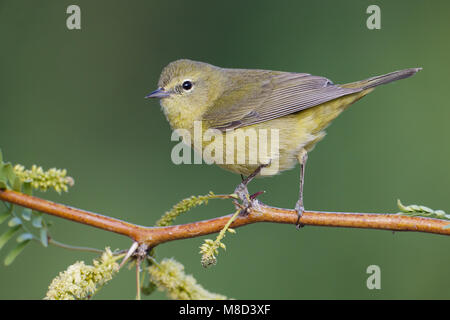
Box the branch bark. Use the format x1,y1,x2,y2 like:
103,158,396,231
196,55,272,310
0,189,448,249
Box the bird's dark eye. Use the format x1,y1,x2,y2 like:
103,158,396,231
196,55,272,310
182,80,193,91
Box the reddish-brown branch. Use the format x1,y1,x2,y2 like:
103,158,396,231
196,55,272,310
0,189,448,249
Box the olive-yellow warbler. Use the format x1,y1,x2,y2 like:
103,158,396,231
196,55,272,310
146,59,421,227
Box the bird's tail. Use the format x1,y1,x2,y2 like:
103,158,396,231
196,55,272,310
341,67,422,90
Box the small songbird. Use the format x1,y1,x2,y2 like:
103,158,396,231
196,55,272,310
146,59,421,227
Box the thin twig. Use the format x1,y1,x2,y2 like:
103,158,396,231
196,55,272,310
48,238,104,254
136,258,142,301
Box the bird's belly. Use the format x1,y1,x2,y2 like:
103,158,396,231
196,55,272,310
200,113,323,177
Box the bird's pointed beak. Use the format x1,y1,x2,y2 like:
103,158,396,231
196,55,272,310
145,87,170,99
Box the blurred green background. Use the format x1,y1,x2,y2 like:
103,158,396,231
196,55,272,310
0,0,449,299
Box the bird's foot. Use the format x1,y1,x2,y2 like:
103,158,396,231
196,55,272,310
294,200,305,229
233,183,264,216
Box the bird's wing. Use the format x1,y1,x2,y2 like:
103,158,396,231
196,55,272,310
202,71,362,131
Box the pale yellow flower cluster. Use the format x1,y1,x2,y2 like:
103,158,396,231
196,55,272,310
199,239,222,268
156,191,220,227
148,258,227,300
14,164,74,193
199,209,239,268
44,248,119,300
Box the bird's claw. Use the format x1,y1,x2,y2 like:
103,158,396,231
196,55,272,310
295,201,305,229
250,191,265,200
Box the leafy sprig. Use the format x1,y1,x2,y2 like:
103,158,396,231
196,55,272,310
0,149,73,265
397,199,449,220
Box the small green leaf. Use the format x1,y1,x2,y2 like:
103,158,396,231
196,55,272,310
22,182,32,196
4,240,30,266
40,228,48,247
1,163,16,186
0,226,21,250
0,165,4,182
435,210,446,218
12,176,21,192
0,149,3,163
0,179,7,190
32,215,42,228
8,217,22,227
16,233,34,243
21,208,32,221
0,211,11,224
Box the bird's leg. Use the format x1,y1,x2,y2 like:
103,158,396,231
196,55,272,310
295,149,308,229
234,164,267,215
